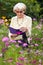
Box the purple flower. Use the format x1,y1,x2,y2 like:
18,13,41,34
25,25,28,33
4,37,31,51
2,37,9,42
35,38,40,41
5,42,9,47
32,60,36,64
2,48,6,52
16,62,23,65
18,57,24,61
23,43,28,47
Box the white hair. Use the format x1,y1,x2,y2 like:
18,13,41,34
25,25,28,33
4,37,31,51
13,3,26,12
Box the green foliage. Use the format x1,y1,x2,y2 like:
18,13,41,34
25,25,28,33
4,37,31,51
0,0,42,19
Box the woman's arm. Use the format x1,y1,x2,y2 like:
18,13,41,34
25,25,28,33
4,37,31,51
26,17,32,43
26,17,32,37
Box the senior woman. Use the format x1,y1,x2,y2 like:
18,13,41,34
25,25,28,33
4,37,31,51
8,3,32,45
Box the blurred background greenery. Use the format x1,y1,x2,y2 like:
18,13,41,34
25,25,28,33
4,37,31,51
0,0,43,19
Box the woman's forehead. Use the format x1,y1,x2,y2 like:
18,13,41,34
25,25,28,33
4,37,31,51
15,8,23,11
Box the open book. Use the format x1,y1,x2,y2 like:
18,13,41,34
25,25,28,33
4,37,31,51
9,27,24,35
9,27,29,44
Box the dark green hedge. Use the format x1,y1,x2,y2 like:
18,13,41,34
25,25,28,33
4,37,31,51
0,0,43,19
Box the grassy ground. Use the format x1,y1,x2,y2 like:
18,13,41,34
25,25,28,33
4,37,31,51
0,21,43,65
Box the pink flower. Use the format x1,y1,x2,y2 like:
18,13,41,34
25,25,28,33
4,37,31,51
2,37,9,42
41,38,43,40
15,44,19,48
18,57,25,61
0,19,4,24
35,50,40,54
36,25,41,29
7,58,13,62
18,40,22,43
28,37,32,41
42,42,43,44
9,40,16,43
0,53,2,57
19,51,24,54
35,44,39,46
38,63,42,65
23,43,28,47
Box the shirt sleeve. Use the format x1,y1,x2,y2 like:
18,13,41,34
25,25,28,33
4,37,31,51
26,17,32,37
10,17,14,27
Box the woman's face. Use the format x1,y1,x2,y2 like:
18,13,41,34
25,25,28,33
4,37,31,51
15,9,24,18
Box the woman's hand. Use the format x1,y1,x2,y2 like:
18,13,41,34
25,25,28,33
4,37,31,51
11,34,18,37
20,27,28,32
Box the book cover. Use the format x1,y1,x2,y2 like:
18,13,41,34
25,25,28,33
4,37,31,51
9,27,24,35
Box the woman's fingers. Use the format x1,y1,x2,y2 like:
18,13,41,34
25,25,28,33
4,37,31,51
20,27,28,32
11,34,18,37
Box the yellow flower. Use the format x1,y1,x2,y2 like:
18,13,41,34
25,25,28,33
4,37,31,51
4,22,9,26
4,19,8,22
2,16,6,20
